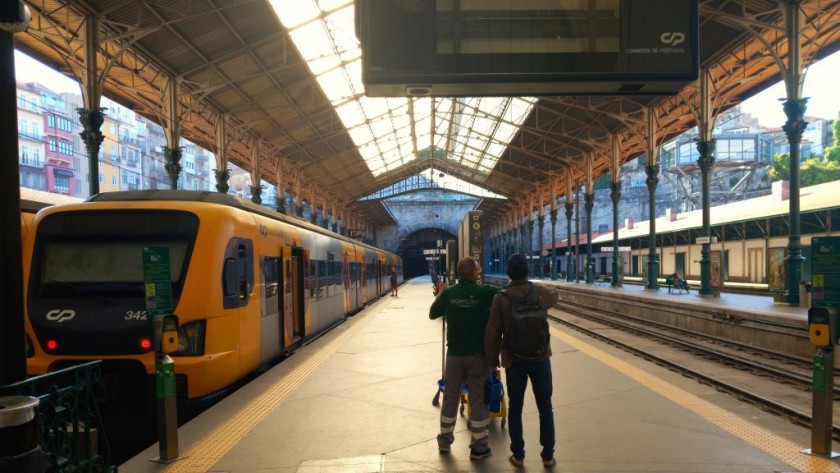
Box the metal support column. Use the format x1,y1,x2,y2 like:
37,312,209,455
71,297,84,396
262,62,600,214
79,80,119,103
575,188,581,283
164,146,182,190
780,0,806,304
214,115,229,193
537,214,545,278
645,163,660,289
250,185,262,205
527,218,533,277
0,27,26,385
610,181,622,287
585,192,594,284
550,209,558,280
565,201,573,282
79,16,104,197
697,140,716,297
215,169,230,193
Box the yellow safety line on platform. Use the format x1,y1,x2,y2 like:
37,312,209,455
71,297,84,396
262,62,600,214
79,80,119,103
163,308,379,473
552,326,840,473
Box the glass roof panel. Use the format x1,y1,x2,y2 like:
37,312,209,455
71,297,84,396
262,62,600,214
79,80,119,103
271,0,533,192
347,125,373,145
334,101,365,129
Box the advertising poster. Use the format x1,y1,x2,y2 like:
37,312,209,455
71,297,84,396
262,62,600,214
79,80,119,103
709,250,722,289
768,247,786,293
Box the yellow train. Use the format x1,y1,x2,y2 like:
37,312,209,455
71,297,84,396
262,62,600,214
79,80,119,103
23,190,402,405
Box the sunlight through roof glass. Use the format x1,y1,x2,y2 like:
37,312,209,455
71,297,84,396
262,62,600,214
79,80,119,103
271,0,533,196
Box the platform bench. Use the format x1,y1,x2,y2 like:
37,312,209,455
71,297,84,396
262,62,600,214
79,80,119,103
665,276,690,294
593,275,610,285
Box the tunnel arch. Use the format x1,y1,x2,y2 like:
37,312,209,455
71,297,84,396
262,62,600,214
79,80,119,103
397,227,457,279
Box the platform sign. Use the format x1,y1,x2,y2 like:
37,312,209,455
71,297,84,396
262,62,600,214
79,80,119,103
143,246,173,317
601,246,631,252
811,237,840,308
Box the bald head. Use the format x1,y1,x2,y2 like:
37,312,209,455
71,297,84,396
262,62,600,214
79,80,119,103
456,257,479,281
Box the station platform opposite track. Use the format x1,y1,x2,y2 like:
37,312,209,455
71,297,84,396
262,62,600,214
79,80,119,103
120,276,840,473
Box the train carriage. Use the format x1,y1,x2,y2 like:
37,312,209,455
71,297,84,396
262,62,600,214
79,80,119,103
23,190,401,404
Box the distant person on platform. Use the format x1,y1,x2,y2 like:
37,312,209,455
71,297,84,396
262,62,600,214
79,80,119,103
390,266,398,297
485,253,560,468
429,257,501,460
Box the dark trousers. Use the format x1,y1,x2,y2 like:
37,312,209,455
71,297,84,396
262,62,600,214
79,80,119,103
505,358,554,460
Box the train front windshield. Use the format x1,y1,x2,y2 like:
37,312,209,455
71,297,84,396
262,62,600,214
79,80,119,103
39,242,188,294
28,210,199,355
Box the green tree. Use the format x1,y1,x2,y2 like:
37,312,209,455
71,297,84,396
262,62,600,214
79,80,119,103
768,152,790,181
771,151,840,186
802,159,840,186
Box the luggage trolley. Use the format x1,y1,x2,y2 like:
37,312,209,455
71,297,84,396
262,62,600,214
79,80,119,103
432,317,506,428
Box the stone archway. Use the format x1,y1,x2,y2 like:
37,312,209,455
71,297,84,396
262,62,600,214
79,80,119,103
397,227,457,279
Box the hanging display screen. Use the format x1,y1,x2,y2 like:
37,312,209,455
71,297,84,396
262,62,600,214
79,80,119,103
358,0,698,96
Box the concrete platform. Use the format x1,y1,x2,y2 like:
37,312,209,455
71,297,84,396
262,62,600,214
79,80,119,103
120,276,840,473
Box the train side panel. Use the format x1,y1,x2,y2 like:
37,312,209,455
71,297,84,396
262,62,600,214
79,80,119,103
24,191,402,402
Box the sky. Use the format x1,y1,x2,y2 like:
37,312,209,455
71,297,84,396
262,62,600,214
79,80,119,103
738,51,840,125
13,49,840,128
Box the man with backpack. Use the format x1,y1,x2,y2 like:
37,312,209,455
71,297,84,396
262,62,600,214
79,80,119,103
485,253,560,468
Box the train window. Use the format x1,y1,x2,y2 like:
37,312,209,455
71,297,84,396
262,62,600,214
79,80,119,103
309,260,318,299
222,238,254,309
260,257,280,320
36,240,189,299
332,261,343,296
318,260,327,298
223,259,237,298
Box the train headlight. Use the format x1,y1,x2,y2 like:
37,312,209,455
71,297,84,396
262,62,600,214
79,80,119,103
173,320,206,356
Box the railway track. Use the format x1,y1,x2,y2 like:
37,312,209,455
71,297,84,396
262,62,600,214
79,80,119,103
550,301,840,440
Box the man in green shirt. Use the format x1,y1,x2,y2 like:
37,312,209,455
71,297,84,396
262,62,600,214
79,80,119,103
429,256,500,460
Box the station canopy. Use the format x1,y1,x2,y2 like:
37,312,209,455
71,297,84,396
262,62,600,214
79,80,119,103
14,0,840,227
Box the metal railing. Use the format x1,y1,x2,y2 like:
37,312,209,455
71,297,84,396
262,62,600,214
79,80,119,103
1,361,115,472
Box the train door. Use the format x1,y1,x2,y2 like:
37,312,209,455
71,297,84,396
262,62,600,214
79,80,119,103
343,258,351,313
748,247,763,283
351,262,362,310
362,255,369,304
259,256,282,364
377,260,383,296
285,247,306,343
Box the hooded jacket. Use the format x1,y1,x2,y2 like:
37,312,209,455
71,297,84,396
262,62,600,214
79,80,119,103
484,280,560,368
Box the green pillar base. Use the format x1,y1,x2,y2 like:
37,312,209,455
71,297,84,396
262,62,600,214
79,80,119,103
778,291,800,305
646,262,660,290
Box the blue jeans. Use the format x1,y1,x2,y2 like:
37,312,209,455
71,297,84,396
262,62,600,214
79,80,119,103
505,358,554,460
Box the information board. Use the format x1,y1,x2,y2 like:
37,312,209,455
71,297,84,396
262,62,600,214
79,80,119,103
143,246,173,317
811,237,840,308
358,0,699,96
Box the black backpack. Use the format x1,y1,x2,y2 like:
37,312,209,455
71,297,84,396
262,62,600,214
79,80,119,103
503,285,550,361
